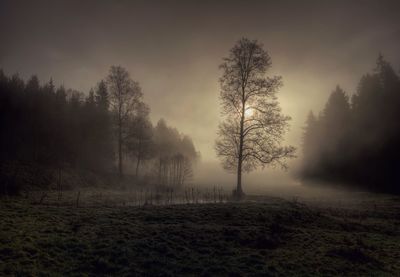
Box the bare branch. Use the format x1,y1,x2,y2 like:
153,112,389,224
215,38,296,191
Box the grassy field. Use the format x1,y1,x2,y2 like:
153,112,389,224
1,192,399,276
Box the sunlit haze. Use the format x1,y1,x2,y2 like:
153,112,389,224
1,0,400,188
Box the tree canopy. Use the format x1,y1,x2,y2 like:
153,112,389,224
215,38,295,198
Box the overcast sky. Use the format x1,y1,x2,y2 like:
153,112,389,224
1,0,400,185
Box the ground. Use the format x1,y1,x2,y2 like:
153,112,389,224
0,191,399,276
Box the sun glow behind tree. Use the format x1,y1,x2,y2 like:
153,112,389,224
215,38,295,199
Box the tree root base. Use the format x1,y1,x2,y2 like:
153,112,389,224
232,189,245,201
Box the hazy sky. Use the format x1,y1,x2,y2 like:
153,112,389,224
1,0,400,185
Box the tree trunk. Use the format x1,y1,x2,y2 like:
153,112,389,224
135,156,140,178
158,158,162,184
135,139,142,178
236,101,245,199
118,122,123,178
236,158,243,194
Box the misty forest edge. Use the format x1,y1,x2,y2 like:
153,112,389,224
1,38,400,197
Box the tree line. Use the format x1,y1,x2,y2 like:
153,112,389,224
301,55,400,194
0,66,198,194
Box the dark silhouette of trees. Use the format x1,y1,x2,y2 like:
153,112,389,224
301,56,400,194
0,67,199,195
107,66,144,178
302,111,319,175
95,80,109,110
127,103,154,178
215,38,295,199
153,119,198,187
0,72,114,172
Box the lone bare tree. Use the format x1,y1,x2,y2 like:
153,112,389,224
107,66,143,178
215,38,295,199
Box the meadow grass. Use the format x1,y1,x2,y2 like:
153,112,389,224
0,193,399,276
